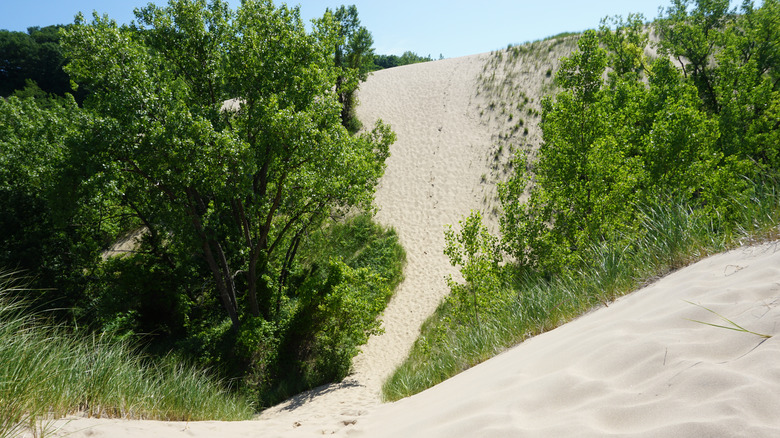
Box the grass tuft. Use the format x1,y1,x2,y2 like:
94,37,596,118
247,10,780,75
685,301,772,339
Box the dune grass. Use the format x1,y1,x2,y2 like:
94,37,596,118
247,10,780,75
382,176,780,401
0,272,254,438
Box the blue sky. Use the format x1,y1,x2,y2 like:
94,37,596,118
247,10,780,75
1,1,745,59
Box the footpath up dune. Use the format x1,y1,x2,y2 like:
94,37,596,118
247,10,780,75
41,51,780,437
252,52,498,431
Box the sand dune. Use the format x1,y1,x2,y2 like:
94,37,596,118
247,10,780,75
345,241,780,437
40,48,780,437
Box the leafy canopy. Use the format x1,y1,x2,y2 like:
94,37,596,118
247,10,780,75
61,0,395,331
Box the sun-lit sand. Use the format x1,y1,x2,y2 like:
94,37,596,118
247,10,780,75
40,49,780,437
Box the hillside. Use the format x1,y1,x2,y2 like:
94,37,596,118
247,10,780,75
42,33,780,437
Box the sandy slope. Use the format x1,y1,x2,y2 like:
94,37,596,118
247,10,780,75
344,241,780,437
40,47,780,437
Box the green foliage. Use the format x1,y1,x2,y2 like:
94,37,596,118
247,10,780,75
254,213,405,406
61,0,394,330
0,0,401,412
0,270,253,437
300,213,406,287
657,0,780,170
306,259,390,378
80,212,405,408
386,0,780,402
0,95,120,313
598,14,649,77
0,25,85,100
500,19,761,273
328,4,375,132
443,211,503,326
84,251,204,350
373,51,434,70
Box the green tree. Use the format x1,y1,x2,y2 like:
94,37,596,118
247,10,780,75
372,51,434,70
0,94,118,313
500,31,611,269
0,25,87,101
657,0,780,170
329,5,375,132
444,211,503,326
60,0,394,332
499,24,724,273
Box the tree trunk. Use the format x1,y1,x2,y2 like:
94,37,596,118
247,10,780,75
247,249,261,318
201,239,240,329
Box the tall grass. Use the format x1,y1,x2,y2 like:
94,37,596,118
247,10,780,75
0,272,254,438
383,176,780,401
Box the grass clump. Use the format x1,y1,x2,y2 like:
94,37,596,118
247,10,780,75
685,301,773,339
0,271,254,438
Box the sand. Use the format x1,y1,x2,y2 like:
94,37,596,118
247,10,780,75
39,49,780,437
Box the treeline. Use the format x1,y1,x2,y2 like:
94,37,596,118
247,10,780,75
385,0,780,399
0,25,88,102
0,0,405,410
373,51,439,70
0,24,435,106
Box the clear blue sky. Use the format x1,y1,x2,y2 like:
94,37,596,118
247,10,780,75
0,0,746,59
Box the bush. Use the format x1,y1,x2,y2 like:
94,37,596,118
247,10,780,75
253,213,405,406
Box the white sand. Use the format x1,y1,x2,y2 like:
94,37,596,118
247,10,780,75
39,49,780,437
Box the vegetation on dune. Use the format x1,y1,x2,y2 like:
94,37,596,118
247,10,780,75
384,0,780,401
331,5,375,133
474,33,577,211
372,51,438,70
1,0,404,418
0,271,254,438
